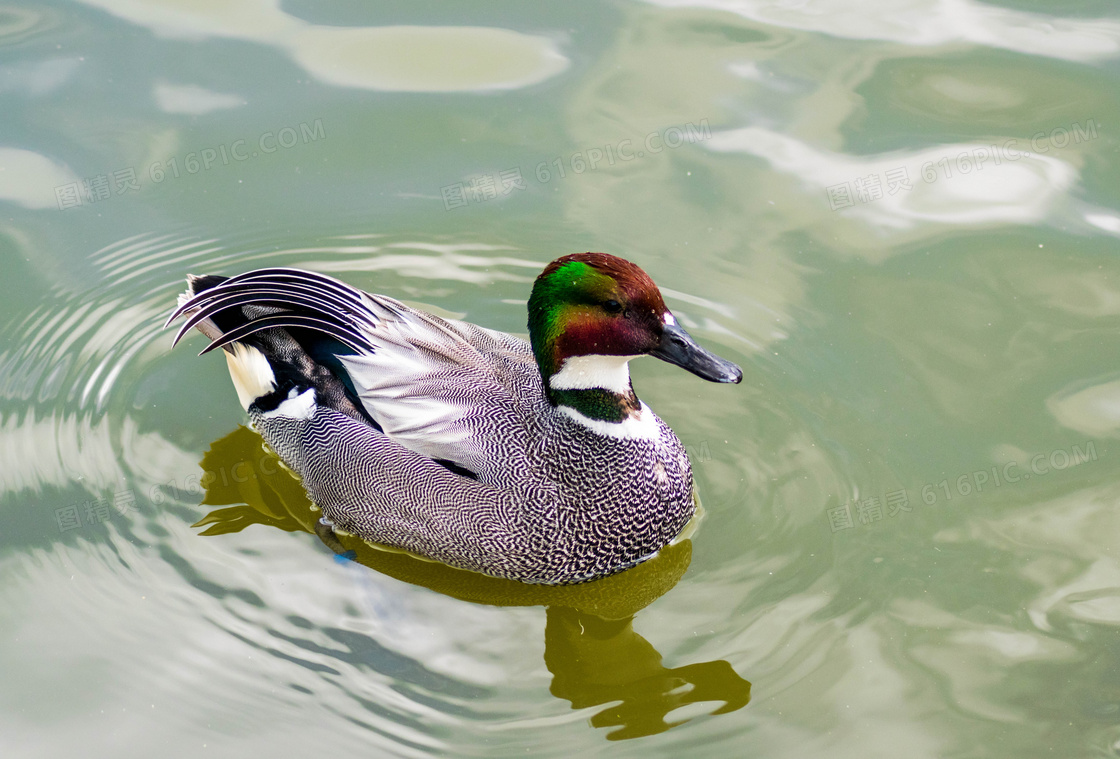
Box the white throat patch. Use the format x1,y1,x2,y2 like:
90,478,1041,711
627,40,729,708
557,401,661,440
548,354,638,394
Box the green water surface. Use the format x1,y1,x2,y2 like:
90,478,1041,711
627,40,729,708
2,1,1120,756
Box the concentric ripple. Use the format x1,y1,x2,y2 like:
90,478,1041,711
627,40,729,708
0,227,769,753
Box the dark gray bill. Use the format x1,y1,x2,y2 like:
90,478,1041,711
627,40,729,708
650,322,742,383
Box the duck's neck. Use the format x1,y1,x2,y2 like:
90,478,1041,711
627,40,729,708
546,354,642,424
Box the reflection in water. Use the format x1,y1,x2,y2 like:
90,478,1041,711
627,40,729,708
195,425,752,740
545,608,750,740
153,82,245,116
0,148,80,209
706,126,1079,236
643,0,1120,63
75,0,569,93
1047,378,1120,440
0,5,58,46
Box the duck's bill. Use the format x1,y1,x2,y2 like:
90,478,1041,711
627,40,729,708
650,323,742,384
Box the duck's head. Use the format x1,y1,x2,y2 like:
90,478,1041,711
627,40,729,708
527,252,741,426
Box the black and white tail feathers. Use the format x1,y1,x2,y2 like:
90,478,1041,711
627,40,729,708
167,269,375,425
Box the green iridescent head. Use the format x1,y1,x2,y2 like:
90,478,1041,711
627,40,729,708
526,253,742,408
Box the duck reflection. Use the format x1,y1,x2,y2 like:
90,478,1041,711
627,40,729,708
194,426,751,740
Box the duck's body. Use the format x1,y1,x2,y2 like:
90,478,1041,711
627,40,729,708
169,253,740,584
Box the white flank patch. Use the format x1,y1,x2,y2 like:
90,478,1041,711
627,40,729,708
223,343,276,410
557,401,661,441
548,354,638,394
260,387,317,420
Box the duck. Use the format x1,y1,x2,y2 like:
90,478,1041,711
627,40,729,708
166,252,742,585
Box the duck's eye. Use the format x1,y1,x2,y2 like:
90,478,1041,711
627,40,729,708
603,299,623,314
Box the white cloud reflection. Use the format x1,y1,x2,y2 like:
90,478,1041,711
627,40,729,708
1047,379,1120,439
644,0,1120,62
154,82,245,115
77,0,569,92
0,149,79,210
707,126,1077,232
0,58,80,96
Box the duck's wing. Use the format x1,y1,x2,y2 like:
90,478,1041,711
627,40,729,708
254,402,559,583
333,301,544,479
168,268,543,478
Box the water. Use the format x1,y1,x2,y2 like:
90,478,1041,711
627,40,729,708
2,0,1119,756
